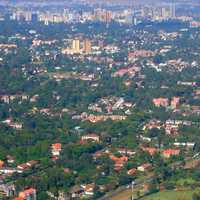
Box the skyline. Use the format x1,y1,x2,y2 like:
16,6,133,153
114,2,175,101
0,0,199,4
0,0,200,200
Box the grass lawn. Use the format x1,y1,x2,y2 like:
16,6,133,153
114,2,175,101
141,190,194,200
110,189,133,200
176,178,196,186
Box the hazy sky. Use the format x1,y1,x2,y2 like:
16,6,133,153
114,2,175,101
0,0,198,6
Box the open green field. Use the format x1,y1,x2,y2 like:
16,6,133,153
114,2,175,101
141,190,194,200
110,189,133,200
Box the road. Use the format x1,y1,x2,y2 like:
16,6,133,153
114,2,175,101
99,154,200,200
99,175,154,200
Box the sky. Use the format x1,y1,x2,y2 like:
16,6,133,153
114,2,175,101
0,0,198,6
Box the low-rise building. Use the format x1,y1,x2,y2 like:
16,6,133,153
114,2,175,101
137,163,152,172
153,98,169,107
0,183,15,198
51,143,62,159
81,134,100,142
162,149,180,158
18,188,36,200
127,168,137,175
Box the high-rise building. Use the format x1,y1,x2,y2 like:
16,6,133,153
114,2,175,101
98,40,104,49
94,9,112,23
105,11,112,23
133,17,138,26
72,39,80,53
170,3,176,18
161,7,171,19
83,39,92,54
31,13,38,22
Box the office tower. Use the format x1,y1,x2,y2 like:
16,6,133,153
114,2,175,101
105,11,112,23
31,13,38,22
170,2,176,18
133,17,137,26
94,9,112,23
24,12,32,21
98,40,104,49
72,39,80,53
161,7,170,19
83,39,92,53
125,14,133,24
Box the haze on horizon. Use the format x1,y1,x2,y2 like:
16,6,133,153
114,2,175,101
1,0,199,4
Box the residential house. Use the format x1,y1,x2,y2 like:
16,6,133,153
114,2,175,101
128,50,154,62
171,97,180,109
6,155,15,164
137,163,152,172
2,118,22,130
117,148,136,156
18,188,36,200
0,168,18,174
0,183,15,198
143,119,162,130
110,155,128,171
165,125,179,135
153,98,169,107
17,164,29,171
162,149,180,158
0,160,4,168
17,160,38,172
51,143,62,156
141,147,158,156
127,168,137,175
81,183,95,197
173,142,195,149
195,89,200,95
81,134,100,142
69,185,83,198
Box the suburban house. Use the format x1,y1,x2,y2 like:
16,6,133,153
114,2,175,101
81,183,95,197
110,155,128,171
141,147,158,156
6,155,15,164
171,97,180,109
127,168,137,175
162,149,180,158
117,148,136,156
137,163,152,172
153,98,169,107
0,183,15,198
0,160,4,168
16,188,36,200
70,185,84,198
81,134,100,142
51,143,62,156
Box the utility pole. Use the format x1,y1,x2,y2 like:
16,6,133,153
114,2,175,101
131,181,134,200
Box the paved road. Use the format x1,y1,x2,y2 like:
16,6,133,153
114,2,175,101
99,175,154,200
99,155,200,200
